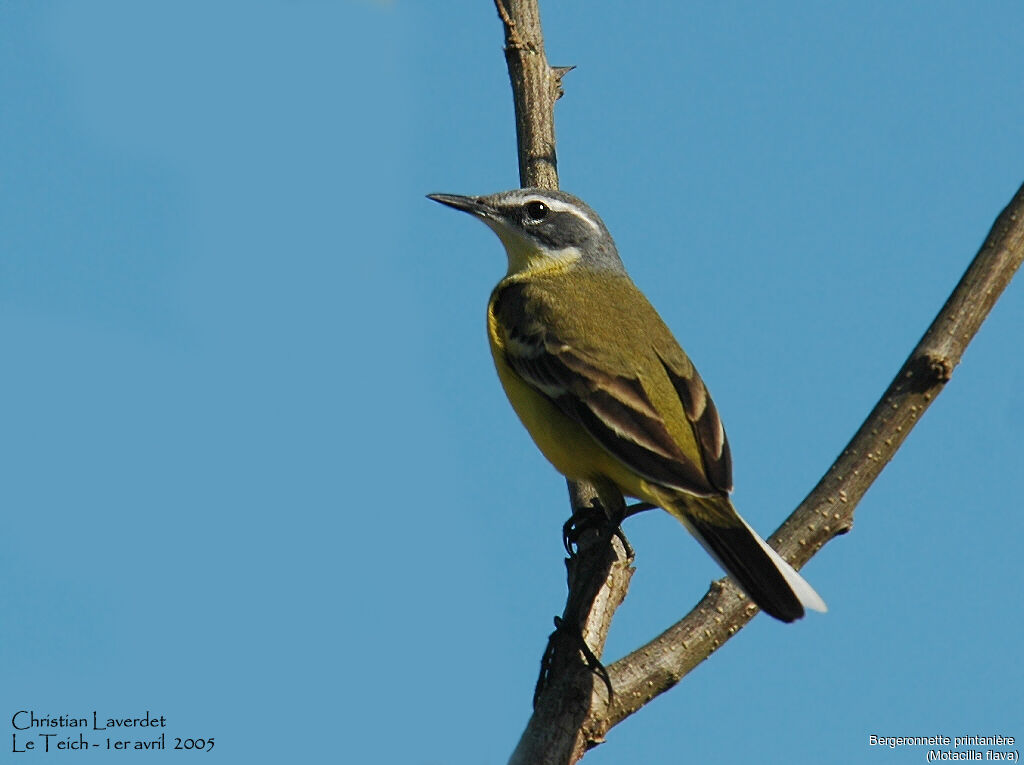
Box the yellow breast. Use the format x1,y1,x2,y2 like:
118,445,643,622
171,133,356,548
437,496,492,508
485,295,659,504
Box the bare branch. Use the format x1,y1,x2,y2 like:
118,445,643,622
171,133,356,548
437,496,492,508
494,0,562,190
589,179,1024,736
491,0,1024,761
494,2,636,763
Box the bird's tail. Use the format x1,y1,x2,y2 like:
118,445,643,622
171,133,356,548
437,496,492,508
670,496,827,622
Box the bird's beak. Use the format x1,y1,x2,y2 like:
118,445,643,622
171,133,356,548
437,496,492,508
426,193,494,220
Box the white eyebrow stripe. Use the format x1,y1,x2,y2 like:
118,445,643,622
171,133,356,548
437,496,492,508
538,197,600,230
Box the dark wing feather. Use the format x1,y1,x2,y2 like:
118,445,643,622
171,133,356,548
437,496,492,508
657,353,733,493
497,297,718,496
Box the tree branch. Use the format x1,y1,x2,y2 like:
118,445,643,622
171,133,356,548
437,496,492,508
494,3,635,764
491,0,1024,761
589,179,1024,739
495,0,565,190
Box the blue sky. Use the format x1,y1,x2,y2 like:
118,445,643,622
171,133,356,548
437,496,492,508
2,2,1022,763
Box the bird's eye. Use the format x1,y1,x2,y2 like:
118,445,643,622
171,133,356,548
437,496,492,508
524,201,549,222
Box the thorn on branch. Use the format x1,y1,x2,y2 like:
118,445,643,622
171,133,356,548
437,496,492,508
551,65,576,99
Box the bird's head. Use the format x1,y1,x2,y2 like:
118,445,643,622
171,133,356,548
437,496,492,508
428,188,624,277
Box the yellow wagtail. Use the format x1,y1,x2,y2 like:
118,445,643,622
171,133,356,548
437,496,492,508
428,188,825,622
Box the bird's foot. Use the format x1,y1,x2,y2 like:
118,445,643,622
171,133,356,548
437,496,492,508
534,616,613,708
562,502,634,559
624,500,656,519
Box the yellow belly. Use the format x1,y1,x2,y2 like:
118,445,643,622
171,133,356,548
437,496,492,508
487,314,664,507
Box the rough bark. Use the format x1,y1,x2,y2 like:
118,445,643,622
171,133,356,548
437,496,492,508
492,1,1024,762
592,180,1024,736
494,3,635,763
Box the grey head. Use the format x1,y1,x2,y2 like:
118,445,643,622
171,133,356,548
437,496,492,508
427,187,626,276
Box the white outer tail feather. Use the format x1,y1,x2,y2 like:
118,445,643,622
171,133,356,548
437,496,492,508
743,517,828,614
680,514,828,616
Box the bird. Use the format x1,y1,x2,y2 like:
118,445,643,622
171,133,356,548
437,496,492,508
428,187,826,622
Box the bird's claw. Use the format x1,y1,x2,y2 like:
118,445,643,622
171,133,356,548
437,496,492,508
562,503,634,559
533,616,613,707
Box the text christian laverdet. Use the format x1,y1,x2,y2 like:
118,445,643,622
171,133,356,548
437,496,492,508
11,710,214,754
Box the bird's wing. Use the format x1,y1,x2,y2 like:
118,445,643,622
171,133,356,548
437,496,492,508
495,281,731,496
653,347,733,493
